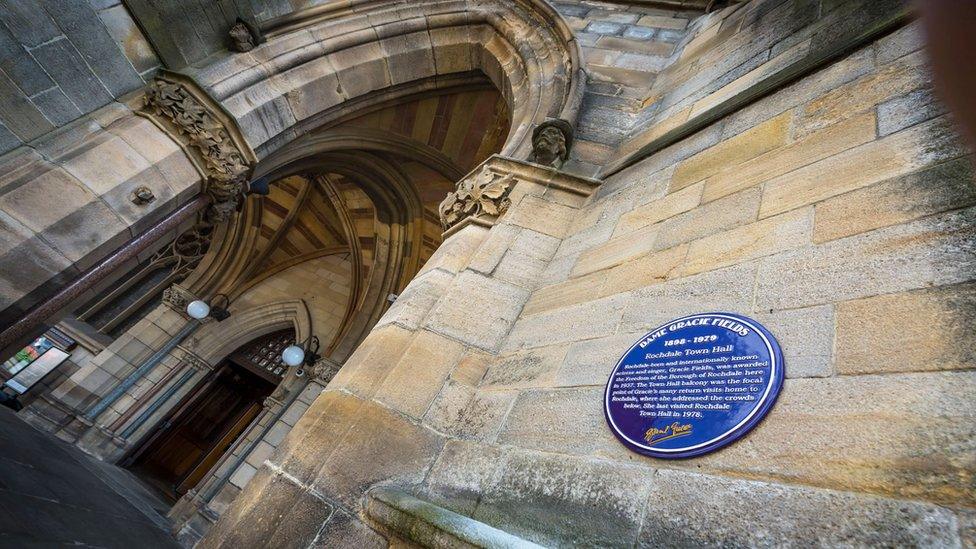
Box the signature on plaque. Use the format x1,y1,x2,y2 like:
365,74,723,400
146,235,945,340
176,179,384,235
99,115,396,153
644,422,693,445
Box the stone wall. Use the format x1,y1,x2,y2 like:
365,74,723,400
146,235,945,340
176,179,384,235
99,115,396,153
0,0,159,156
552,1,703,176
199,5,976,547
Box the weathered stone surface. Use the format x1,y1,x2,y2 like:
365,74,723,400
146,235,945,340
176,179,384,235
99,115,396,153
680,207,813,276
836,284,976,375
310,509,385,548
756,206,976,310
813,157,976,243
374,330,466,419
702,111,877,203
475,450,655,548
572,223,659,277
720,46,874,141
670,111,791,191
376,268,454,331
481,345,566,390
444,388,517,441
422,440,505,515
311,398,442,509
796,50,927,136
327,324,415,399
505,294,626,351
620,262,758,333
424,271,529,352
654,187,761,252
614,181,703,237
754,304,834,378
496,386,612,455
877,86,948,137
638,469,961,548
417,224,488,277
554,332,643,388
689,371,976,507
760,115,967,218
503,194,577,239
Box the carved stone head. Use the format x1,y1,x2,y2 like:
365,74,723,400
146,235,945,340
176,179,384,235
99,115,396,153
531,119,573,168
229,18,256,52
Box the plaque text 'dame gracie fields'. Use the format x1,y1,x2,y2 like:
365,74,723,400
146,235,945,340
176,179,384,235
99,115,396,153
604,312,784,459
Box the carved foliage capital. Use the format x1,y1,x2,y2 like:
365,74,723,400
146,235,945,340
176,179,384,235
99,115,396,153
438,165,515,232
143,76,253,223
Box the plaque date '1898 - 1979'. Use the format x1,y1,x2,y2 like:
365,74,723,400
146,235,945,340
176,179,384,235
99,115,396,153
604,312,784,459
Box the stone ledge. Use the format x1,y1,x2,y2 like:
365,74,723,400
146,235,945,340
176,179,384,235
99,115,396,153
365,487,544,549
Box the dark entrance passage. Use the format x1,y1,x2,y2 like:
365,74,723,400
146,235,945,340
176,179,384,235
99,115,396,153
123,361,275,503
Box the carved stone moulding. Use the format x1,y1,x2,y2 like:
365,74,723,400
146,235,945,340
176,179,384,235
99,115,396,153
162,283,198,314
438,154,601,237
139,71,258,224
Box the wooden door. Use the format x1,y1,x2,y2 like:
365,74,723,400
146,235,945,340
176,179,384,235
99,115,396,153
128,362,274,502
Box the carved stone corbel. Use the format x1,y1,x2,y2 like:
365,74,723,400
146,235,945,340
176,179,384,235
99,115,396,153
162,284,196,312
438,165,515,233
309,358,342,384
530,119,574,169
438,155,601,237
141,73,257,224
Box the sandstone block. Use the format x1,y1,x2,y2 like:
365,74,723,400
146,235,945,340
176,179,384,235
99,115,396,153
311,397,442,509
638,15,688,29
689,39,811,119
0,165,95,234
503,194,577,239
796,50,927,136
423,271,529,352
620,262,758,333
760,115,967,218
481,345,567,390
813,157,976,243
720,47,874,141
496,386,614,455
467,224,519,275
670,111,791,192
504,294,626,351
422,440,505,515
680,207,813,276
311,509,386,548
446,388,518,441
877,87,947,137
376,268,454,331
475,449,655,548
555,332,644,388
374,330,466,419
327,324,414,399
702,111,877,203
654,187,761,252
572,223,659,277
836,284,976,375
638,469,960,548
757,206,976,310
59,133,151,196
614,181,703,238
754,304,834,378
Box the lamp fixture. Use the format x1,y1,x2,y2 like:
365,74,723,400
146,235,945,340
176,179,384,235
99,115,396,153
281,335,320,377
185,293,232,322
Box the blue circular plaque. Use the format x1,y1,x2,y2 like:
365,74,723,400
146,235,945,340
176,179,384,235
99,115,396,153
604,312,784,459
